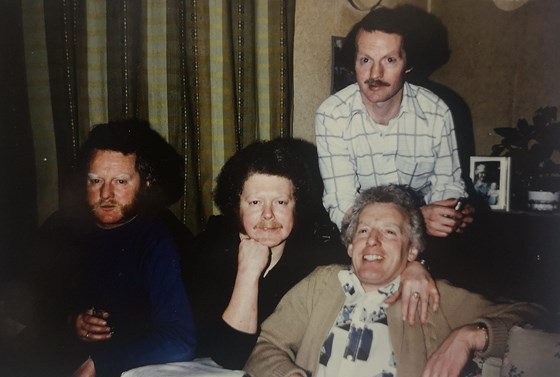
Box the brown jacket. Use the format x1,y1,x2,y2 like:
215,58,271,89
244,265,545,377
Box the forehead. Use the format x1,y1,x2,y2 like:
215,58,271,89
241,173,294,196
356,29,404,53
89,149,137,172
358,202,408,225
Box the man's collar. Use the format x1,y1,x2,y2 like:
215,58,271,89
399,82,428,121
338,268,401,299
95,214,139,230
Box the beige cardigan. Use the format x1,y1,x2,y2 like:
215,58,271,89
244,265,545,377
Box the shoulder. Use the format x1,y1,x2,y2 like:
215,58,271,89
316,83,361,118
404,82,451,116
307,264,347,285
130,214,174,239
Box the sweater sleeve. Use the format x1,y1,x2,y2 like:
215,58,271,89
436,281,548,358
244,267,337,377
91,234,197,377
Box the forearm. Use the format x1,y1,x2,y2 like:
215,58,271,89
316,122,357,228
475,302,548,357
209,319,259,369
429,113,465,201
223,270,260,334
437,282,548,358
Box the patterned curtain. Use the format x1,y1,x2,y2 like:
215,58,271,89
17,0,294,234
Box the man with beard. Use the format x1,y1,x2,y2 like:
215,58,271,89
315,6,473,238
12,120,196,377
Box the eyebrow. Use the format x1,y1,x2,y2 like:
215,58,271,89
87,173,133,179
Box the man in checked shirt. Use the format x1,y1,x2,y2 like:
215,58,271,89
316,6,473,238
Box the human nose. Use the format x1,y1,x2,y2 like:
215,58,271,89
100,182,113,200
370,62,383,80
261,202,274,220
367,229,380,246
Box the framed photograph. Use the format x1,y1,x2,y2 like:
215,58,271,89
470,156,511,210
331,36,356,94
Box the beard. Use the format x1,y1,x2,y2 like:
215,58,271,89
91,197,139,227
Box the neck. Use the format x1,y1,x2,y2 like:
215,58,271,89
263,242,285,277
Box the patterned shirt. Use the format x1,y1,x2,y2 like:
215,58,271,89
317,270,400,377
315,82,465,228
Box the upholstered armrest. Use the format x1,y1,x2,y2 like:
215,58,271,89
499,325,560,376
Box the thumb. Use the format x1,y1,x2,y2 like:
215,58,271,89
384,286,402,304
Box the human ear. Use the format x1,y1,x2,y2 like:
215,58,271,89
347,244,354,259
145,178,154,188
407,247,419,262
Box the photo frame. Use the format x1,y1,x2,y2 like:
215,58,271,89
331,36,356,94
470,156,511,211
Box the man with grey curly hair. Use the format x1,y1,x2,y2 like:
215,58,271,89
245,185,546,377
340,184,425,253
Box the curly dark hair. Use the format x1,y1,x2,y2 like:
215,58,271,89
213,138,314,228
340,184,426,252
77,119,184,209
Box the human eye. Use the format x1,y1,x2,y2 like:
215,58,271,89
357,226,369,235
249,199,261,206
115,178,128,185
383,228,399,238
88,177,102,186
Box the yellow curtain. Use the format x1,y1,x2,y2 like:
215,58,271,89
19,0,294,234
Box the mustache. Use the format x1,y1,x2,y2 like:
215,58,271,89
92,199,121,209
253,221,283,230
364,78,390,87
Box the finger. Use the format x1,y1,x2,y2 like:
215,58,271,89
399,288,411,321
420,296,429,324
429,284,440,312
83,315,109,327
384,286,401,304
435,198,459,207
407,293,420,325
82,330,112,342
86,322,112,334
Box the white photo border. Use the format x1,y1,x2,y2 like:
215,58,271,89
470,156,511,211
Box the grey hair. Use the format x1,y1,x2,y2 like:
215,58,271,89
340,185,426,252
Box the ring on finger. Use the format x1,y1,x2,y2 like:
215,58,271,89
412,291,420,300
85,331,90,338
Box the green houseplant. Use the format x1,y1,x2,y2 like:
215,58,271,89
491,106,560,209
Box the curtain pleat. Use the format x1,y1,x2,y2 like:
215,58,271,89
2,0,38,278
20,0,295,234
21,0,59,224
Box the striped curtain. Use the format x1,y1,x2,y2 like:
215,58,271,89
17,0,294,234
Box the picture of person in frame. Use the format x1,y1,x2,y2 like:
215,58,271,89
473,162,500,205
